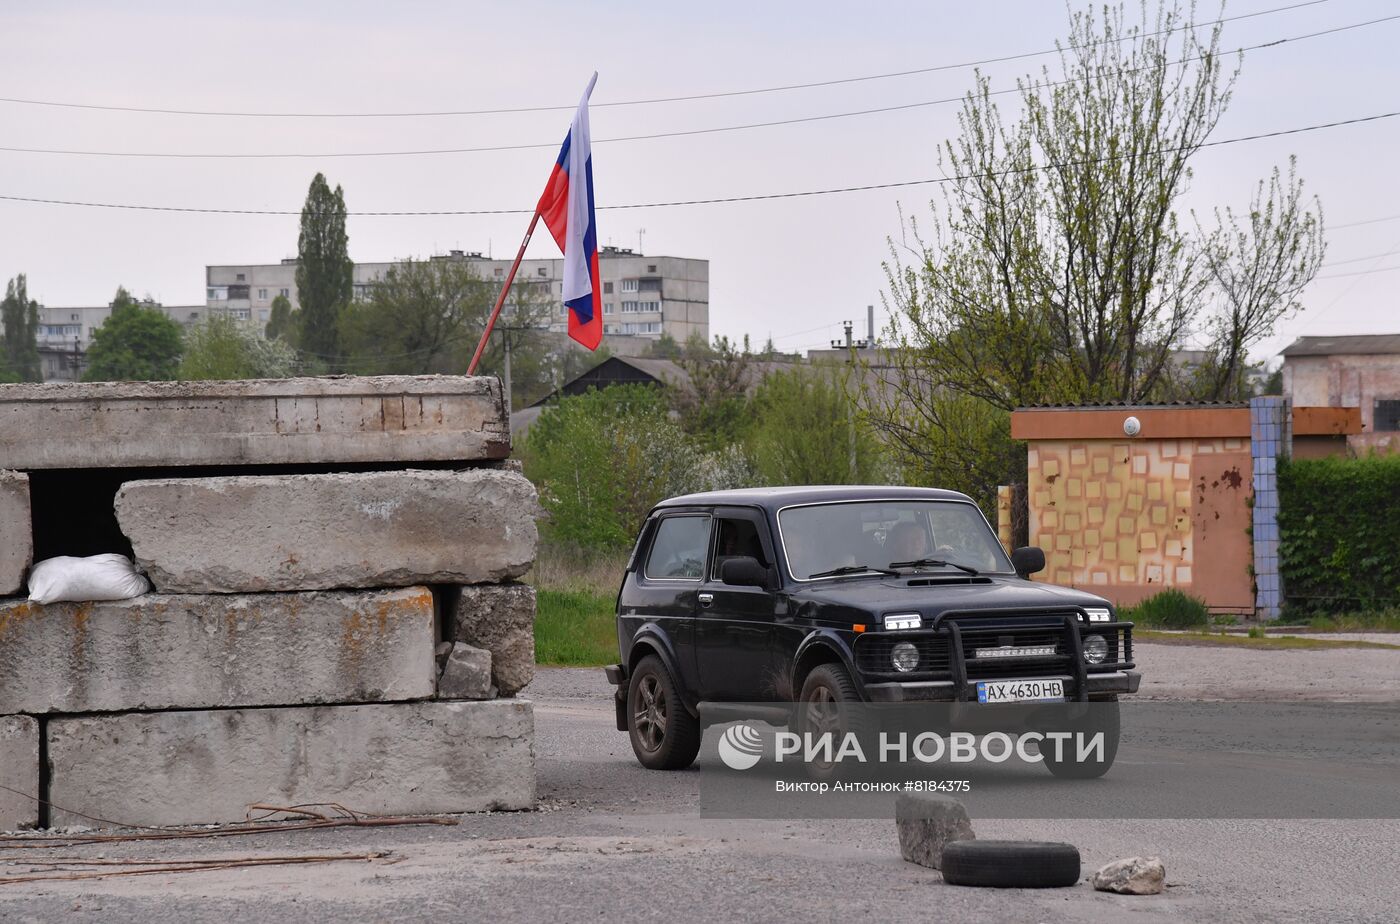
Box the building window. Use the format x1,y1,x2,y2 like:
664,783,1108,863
70,313,79,321
207,287,228,301
621,278,638,293
279,288,289,298
603,281,614,294
621,301,640,313
647,264,657,273
622,321,662,335
537,267,548,277
1375,399,1400,432
232,308,250,320
604,302,615,315
236,273,246,282
494,268,504,277
640,301,660,313
257,288,268,300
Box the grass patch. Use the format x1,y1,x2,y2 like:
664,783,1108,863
1297,610,1400,632
1137,630,1400,651
1120,589,1209,629
535,589,618,666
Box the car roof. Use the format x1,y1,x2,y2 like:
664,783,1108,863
652,485,977,512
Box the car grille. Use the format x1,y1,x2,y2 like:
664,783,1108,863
855,612,1133,686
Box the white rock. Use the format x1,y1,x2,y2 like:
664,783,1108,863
1092,856,1166,894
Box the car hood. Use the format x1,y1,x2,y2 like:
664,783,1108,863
788,574,1112,621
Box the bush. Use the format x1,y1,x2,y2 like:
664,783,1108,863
523,385,753,551
179,315,299,380
1278,455,1400,613
1125,589,1210,629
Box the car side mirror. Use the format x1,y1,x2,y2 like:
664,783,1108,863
720,556,769,588
1011,546,1046,578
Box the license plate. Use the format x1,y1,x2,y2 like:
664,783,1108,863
977,678,1065,703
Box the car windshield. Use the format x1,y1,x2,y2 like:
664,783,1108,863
778,500,1014,580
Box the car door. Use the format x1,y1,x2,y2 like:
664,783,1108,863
694,507,783,701
633,511,713,695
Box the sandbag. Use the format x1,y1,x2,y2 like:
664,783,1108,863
27,554,151,604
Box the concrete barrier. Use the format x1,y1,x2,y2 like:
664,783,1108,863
453,583,536,696
0,376,509,470
0,588,437,714
0,715,38,831
116,469,540,593
47,700,535,827
0,471,30,596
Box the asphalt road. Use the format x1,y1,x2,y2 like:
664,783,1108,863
2,643,1398,923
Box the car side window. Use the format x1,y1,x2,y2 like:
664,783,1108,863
710,517,768,581
644,516,710,580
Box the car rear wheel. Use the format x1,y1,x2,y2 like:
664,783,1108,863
627,655,702,770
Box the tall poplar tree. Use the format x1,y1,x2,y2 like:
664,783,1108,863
294,173,353,370
1,274,42,382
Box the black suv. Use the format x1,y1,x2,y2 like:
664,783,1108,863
604,486,1139,772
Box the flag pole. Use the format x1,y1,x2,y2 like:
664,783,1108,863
467,209,541,376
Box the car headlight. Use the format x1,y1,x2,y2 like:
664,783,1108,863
883,613,921,631
1081,634,1109,664
1084,607,1112,623
891,641,919,673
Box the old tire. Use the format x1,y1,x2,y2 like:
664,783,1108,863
1042,697,1120,780
627,654,702,771
940,840,1081,888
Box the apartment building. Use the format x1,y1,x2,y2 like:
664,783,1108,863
205,245,709,345
34,302,203,382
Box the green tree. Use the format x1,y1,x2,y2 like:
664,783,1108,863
671,335,754,450
1,274,42,382
523,385,701,550
746,364,884,485
340,257,493,375
456,277,561,410
865,1,1323,507
180,314,298,380
265,294,295,342
83,288,183,382
648,331,682,359
294,173,352,369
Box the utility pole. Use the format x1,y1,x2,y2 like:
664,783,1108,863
831,320,870,482
503,333,513,412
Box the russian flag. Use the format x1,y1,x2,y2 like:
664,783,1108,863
536,73,602,351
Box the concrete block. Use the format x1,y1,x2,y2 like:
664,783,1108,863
438,643,495,700
0,588,437,714
453,583,536,696
0,715,39,831
47,700,535,827
0,470,31,595
116,468,540,593
0,375,509,470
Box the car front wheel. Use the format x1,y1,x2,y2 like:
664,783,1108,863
627,654,702,770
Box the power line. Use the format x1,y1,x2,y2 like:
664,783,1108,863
1,107,1396,217
0,0,1332,120
1330,211,1400,229
1,13,1395,160
1315,263,1400,279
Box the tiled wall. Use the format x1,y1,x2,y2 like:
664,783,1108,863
1250,397,1290,619
1028,435,1255,611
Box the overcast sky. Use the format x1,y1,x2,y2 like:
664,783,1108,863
2,0,1396,363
